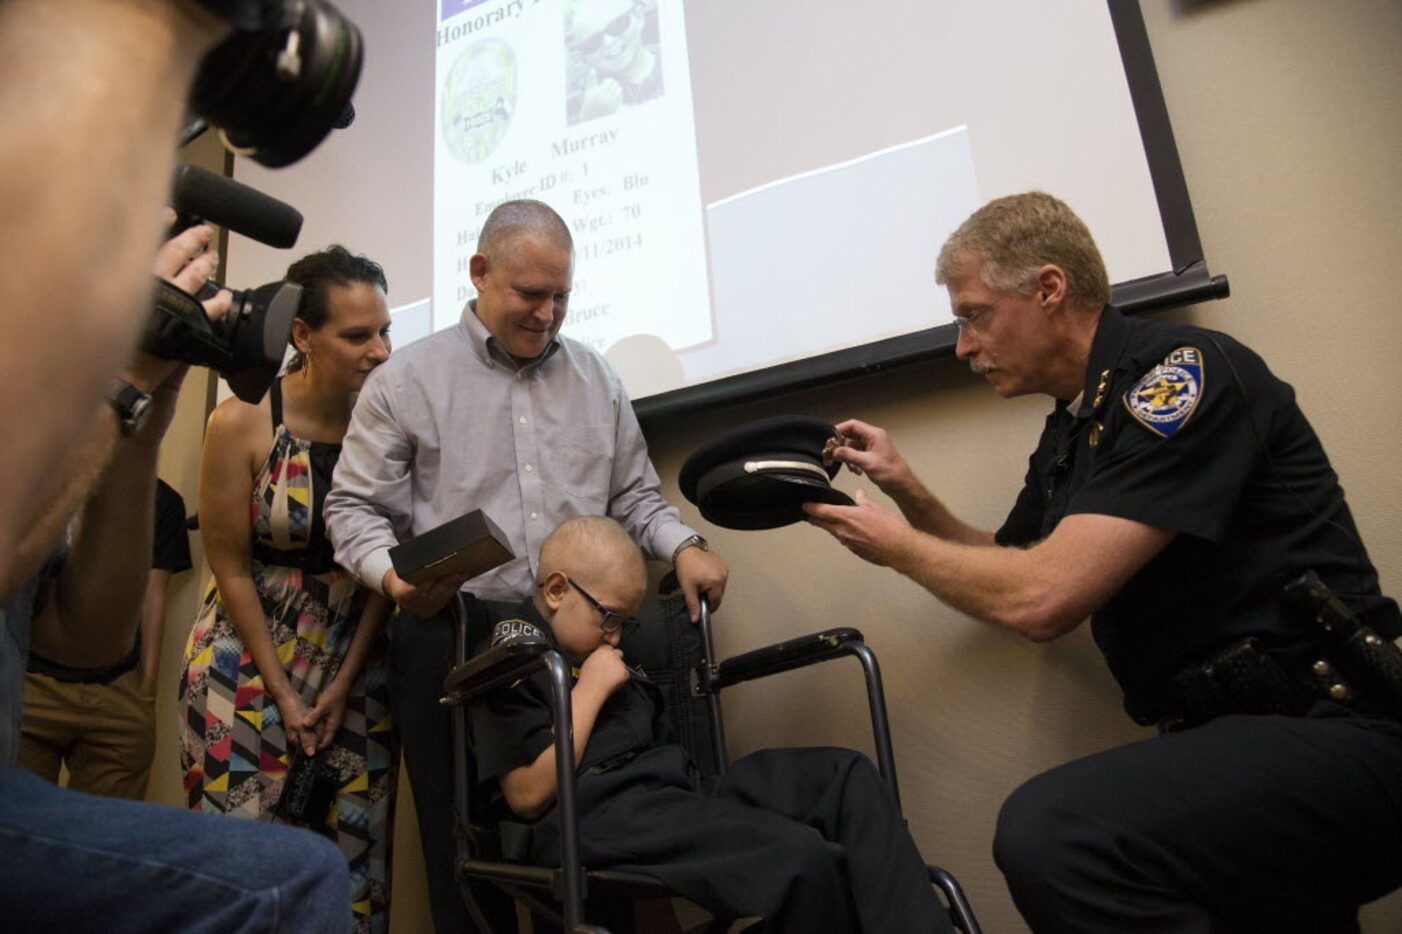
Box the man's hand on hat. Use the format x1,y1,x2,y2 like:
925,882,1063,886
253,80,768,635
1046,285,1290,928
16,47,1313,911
674,546,728,623
804,489,915,568
824,419,918,497
383,567,472,618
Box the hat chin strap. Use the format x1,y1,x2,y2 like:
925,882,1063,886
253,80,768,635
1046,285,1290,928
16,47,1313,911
743,460,829,479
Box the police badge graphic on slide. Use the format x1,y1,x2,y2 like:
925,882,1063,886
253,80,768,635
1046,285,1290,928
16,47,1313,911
1124,346,1204,438
442,38,517,164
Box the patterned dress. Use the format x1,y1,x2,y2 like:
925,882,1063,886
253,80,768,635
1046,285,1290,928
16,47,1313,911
179,381,396,933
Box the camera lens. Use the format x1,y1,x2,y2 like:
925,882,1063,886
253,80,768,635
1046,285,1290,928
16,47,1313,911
190,0,363,168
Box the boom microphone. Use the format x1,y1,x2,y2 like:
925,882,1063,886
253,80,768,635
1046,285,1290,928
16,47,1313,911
172,165,304,249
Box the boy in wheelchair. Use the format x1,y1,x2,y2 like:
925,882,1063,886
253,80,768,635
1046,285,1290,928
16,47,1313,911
468,516,953,933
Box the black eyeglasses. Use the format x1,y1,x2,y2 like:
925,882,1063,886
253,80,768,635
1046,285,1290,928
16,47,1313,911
568,577,639,635
576,9,635,55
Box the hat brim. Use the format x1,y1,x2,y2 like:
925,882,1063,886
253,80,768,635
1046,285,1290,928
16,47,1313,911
697,469,855,531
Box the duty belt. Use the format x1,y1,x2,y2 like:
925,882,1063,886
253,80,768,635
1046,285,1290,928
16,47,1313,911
1155,636,1367,733
1156,573,1402,733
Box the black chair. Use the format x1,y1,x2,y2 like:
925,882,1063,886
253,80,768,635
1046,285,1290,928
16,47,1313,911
441,591,981,934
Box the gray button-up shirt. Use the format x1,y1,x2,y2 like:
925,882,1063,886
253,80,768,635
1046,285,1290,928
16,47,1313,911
324,304,695,602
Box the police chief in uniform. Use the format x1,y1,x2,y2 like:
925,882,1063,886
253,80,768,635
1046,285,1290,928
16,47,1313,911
805,191,1402,932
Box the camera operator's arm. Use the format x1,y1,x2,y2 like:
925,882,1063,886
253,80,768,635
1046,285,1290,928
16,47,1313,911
4,224,224,602
0,427,113,601
30,364,188,667
27,225,228,665
0,0,227,584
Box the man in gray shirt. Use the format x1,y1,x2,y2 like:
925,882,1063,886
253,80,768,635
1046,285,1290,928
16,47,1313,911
325,199,728,931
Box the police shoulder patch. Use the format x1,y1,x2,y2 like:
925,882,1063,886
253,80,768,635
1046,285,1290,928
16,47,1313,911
1122,346,1205,439
490,618,546,646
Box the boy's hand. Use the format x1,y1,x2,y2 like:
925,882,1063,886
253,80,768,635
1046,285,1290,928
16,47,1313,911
578,645,629,698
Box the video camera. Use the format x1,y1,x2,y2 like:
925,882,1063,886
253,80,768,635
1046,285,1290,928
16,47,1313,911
142,0,364,403
142,166,303,404
189,0,363,169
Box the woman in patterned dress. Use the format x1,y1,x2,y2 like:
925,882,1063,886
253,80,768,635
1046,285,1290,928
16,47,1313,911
179,246,396,932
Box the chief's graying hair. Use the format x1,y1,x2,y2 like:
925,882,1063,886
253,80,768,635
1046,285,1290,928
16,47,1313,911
936,191,1112,309
477,199,573,260
539,516,646,593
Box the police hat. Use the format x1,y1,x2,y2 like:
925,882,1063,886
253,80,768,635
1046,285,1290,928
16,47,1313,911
679,415,854,530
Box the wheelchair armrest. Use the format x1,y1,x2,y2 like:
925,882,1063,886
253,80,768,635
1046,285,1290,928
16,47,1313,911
713,627,903,805
712,627,865,689
442,639,552,704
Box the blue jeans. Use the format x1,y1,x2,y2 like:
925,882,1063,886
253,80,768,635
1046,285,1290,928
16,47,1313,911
0,766,350,932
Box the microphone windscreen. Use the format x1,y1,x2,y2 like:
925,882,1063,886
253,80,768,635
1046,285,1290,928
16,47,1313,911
334,102,356,129
172,165,304,249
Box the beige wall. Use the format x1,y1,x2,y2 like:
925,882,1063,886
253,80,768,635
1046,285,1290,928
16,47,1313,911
143,1,1402,931
146,130,225,810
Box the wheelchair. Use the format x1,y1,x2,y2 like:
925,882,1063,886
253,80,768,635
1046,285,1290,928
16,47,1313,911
441,589,980,934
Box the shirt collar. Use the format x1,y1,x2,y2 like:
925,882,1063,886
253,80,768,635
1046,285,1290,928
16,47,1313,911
1075,304,1134,419
458,299,562,372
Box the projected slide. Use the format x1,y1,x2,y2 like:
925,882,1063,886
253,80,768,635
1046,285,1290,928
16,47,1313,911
228,1,1173,406
433,0,712,358
690,128,980,386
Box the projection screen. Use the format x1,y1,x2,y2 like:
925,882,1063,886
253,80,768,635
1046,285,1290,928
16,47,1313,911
224,0,1226,422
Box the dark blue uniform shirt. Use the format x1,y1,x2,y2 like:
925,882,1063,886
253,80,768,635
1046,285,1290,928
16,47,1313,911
996,306,1398,724
469,599,672,793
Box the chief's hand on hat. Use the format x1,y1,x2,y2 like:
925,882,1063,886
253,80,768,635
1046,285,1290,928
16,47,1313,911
804,489,912,567
828,419,917,495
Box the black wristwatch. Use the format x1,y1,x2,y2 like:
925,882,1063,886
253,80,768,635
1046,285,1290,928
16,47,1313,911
671,534,710,564
106,379,154,438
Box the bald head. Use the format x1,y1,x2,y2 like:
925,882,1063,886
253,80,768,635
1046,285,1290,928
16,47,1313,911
478,199,573,263
539,516,646,596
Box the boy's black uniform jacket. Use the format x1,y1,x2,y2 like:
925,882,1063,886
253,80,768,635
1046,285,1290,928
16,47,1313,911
469,599,674,797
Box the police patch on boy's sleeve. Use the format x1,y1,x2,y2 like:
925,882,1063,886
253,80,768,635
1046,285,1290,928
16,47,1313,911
1122,346,1205,438
490,617,546,647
